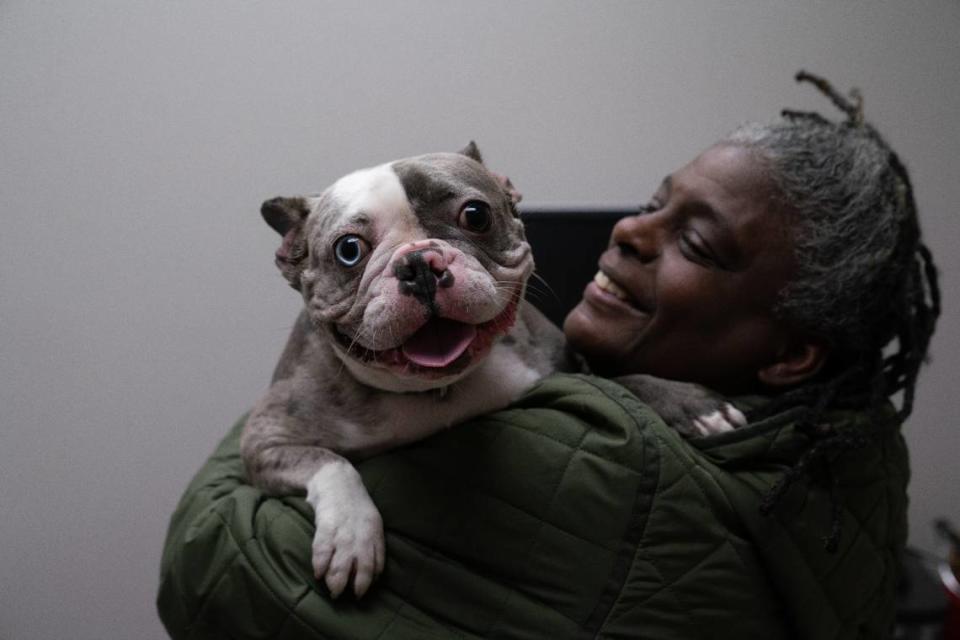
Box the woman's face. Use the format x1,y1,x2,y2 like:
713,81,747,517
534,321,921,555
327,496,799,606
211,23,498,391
563,144,798,393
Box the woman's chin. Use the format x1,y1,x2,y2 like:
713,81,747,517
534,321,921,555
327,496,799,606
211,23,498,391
562,300,593,344
563,300,635,375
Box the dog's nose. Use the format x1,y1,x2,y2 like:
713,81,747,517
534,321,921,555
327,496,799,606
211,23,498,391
395,249,454,311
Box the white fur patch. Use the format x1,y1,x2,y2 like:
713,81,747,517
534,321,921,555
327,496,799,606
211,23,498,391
329,162,415,235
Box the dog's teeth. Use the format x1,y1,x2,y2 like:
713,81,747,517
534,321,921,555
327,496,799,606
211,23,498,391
593,271,628,300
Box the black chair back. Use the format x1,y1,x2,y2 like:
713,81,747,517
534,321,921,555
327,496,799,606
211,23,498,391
520,208,634,327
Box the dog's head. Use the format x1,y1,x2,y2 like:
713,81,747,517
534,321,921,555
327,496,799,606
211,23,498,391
262,142,530,392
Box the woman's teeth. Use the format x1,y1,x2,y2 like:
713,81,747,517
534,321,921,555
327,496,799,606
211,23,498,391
594,270,629,301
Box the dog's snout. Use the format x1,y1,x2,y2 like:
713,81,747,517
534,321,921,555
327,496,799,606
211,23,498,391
395,249,453,284
395,249,455,311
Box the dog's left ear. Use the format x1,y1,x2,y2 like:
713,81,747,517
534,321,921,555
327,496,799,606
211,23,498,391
494,171,523,209
459,140,523,209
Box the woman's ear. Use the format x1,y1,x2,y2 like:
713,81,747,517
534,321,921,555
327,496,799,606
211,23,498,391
757,338,829,387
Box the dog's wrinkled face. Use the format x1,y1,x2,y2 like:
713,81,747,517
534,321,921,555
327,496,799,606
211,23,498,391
263,144,530,392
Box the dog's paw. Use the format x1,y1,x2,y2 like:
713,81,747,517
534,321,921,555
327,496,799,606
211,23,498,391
613,374,748,437
306,462,385,599
311,500,384,599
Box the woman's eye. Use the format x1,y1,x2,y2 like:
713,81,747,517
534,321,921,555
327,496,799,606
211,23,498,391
679,232,718,266
459,200,492,232
333,234,369,267
638,200,663,215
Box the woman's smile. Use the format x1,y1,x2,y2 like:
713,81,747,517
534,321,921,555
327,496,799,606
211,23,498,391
592,270,630,303
587,269,651,313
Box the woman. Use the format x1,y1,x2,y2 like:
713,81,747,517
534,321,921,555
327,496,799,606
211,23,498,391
157,72,940,639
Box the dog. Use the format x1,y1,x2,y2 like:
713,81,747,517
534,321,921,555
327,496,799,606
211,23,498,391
241,143,744,600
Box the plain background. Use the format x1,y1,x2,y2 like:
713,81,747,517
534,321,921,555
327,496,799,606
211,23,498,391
2,2,958,638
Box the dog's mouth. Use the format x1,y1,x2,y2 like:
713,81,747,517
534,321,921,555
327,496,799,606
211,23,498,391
400,317,477,368
332,297,519,377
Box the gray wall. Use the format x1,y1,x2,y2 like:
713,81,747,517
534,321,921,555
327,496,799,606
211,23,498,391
2,2,957,638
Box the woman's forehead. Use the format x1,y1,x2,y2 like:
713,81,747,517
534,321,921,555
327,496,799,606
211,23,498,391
675,144,773,201
673,144,795,273
674,146,788,233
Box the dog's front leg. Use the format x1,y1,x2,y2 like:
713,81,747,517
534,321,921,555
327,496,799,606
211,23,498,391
307,452,384,599
241,430,384,599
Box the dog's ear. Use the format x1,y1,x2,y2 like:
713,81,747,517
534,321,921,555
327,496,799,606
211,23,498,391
459,141,523,211
458,140,484,164
493,171,523,210
261,196,311,290
262,196,309,235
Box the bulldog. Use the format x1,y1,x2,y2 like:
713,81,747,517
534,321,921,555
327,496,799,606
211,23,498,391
241,143,744,600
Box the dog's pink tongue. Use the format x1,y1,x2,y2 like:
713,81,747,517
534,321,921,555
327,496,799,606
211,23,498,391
401,318,477,368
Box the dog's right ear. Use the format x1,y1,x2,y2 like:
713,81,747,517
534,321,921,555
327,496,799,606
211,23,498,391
261,196,311,290
262,196,309,235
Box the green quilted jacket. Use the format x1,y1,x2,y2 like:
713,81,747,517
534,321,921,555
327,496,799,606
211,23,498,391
157,374,908,639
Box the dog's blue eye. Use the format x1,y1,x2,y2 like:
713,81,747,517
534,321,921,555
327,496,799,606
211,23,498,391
333,235,368,267
459,200,492,233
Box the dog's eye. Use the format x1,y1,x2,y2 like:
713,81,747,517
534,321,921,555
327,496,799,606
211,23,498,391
333,234,369,267
459,200,492,233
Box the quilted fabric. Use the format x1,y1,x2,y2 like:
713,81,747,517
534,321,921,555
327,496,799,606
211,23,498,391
157,374,908,639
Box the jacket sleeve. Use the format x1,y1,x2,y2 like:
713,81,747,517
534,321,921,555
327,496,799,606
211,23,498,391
157,374,787,640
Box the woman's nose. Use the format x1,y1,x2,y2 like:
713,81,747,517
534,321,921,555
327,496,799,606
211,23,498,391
610,211,662,262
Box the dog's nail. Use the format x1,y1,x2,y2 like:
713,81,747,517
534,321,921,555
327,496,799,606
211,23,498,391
723,403,747,428
695,410,736,435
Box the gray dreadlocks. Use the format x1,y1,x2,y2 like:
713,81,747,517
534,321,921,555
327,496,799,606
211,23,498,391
723,71,940,550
